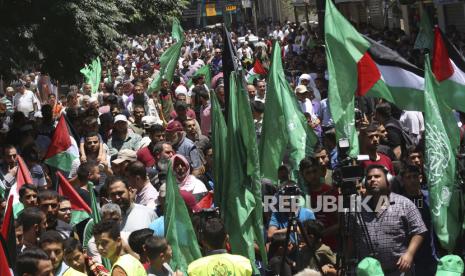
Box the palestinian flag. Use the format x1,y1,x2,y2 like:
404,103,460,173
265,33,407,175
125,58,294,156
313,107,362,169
325,0,424,156
56,171,91,226
0,236,11,276
246,59,267,84
360,36,425,111
7,155,33,218
1,196,16,270
44,115,79,172
432,26,465,113
195,192,213,210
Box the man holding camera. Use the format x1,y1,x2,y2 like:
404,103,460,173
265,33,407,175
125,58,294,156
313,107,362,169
350,165,426,275
267,181,315,243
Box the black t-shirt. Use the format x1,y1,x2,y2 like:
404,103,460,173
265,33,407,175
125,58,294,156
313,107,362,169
384,118,403,148
74,186,92,207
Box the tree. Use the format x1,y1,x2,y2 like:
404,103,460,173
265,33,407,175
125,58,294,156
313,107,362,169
0,0,188,83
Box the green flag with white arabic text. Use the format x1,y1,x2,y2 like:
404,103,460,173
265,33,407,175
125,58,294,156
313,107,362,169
80,58,101,95
424,55,463,252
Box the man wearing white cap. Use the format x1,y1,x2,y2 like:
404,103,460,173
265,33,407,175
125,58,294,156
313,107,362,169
107,114,142,158
295,85,317,120
298,73,321,101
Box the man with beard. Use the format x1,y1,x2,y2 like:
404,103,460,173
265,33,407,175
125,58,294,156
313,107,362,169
137,124,166,167
129,104,146,136
0,144,19,189
107,114,142,158
18,207,48,251
105,176,157,232
376,122,397,162
350,165,426,275
359,123,395,175
38,190,74,239
184,118,209,156
127,82,161,121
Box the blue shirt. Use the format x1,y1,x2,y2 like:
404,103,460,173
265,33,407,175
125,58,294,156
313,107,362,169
268,208,315,243
330,148,338,170
148,216,165,237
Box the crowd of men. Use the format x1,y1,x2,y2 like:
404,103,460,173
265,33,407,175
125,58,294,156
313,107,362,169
0,18,465,276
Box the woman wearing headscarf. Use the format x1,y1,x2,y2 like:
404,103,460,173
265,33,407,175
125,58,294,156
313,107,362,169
171,154,207,199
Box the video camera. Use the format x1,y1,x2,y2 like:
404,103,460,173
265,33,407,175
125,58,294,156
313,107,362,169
277,185,303,197
332,138,364,196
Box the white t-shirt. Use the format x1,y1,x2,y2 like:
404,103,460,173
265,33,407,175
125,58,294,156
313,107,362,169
14,90,38,116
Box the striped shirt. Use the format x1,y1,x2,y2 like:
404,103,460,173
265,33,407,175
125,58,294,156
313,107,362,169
0,97,13,115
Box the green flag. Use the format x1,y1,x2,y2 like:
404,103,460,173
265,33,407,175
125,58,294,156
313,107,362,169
260,41,318,183
165,162,202,273
80,58,101,95
87,182,112,270
414,7,434,51
106,68,112,84
224,72,267,272
172,18,184,43
324,0,370,157
211,91,227,209
424,55,463,252
186,64,212,88
147,41,183,95
147,21,184,96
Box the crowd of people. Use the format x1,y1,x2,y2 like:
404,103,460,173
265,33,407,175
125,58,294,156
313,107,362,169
1,17,465,276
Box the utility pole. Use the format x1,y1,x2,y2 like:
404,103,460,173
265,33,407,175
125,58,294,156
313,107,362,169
253,0,258,35
315,0,325,38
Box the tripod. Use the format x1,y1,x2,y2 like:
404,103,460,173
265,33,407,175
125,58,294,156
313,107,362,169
337,193,375,275
278,211,322,275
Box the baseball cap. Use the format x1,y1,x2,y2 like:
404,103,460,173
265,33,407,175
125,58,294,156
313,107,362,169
112,149,137,164
114,114,128,124
295,85,309,94
165,120,183,133
356,257,384,276
436,255,464,276
141,116,159,128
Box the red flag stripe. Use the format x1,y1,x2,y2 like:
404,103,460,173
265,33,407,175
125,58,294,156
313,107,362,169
0,196,13,240
357,52,381,96
195,192,214,210
56,171,92,213
16,155,32,191
433,26,454,82
45,115,71,159
0,240,10,276
253,59,267,75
